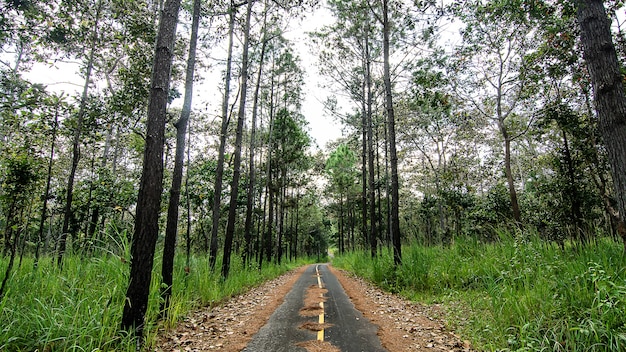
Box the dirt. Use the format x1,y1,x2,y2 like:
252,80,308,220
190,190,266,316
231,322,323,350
154,264,473,352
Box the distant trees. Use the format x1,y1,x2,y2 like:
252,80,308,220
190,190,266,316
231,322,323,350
315,0,626,252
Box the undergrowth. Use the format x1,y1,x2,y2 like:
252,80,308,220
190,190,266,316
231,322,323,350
0,232,315,351
333,233,626,351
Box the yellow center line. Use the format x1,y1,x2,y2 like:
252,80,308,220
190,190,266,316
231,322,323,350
315,265,325,341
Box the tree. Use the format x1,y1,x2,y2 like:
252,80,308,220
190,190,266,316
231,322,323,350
0,152,38,301
380,0,401,265
121,0,182,337
577,0,626,249
209,0,236,271
223,0,254,279
326,144,358,253
451,0,537,226
160,0,201,314
57,0,105,267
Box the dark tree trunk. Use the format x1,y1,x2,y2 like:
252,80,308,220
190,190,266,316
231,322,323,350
382,0,401,265
500,123,522,224
35,100,59,269
121,0,181,336
365,27,377,258
160,0,200,314
210,2,236,271
223,0,253,279
243,33,266,267
561,129,585,243
58,2,102,267
360,43,368,254
0,199,19,301
577,0,626,249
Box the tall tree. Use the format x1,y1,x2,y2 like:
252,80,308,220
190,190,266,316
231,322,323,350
326,144,358,254
160,0,201,314
577,0,626,248
209,0,236,271
451,0,537,226
57,0,104,267
243,1,270,267
379,0,401,264
121,0,182,337
223,0,254,279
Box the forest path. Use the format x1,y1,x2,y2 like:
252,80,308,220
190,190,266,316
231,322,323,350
242,264,385,351
155,264,473,352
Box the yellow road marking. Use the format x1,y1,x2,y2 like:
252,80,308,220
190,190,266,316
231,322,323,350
315,265,325,341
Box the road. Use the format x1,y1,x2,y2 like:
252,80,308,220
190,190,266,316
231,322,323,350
242,264,386,352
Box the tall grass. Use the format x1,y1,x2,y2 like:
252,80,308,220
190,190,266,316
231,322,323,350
0,238,315,351
333,233,626,351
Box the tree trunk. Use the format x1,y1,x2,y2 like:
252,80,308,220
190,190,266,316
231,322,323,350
160,0,200,314
58,1,103,267
121,0,181,336
561,129,585,243
500,122,522,224
365,26,377,258
210,2,236,270
360,40,368,254
243,30,267,267
382,0,401,265
223,0,253,279
35,99,60,269
577,0,626,249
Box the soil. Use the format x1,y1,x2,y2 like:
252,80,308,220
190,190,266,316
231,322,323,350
154,264,473,352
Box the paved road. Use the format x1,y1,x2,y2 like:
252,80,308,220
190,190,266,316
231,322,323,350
243,264,386,352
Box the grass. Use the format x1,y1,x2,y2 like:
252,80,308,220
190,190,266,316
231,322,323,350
0,245,317,351
332,233,626,351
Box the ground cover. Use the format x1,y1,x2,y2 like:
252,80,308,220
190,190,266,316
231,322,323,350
332,234,626,351
0,247,311,351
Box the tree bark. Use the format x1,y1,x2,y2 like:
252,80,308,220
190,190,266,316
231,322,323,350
160,0,200,314
210,1,236,270
222,0,253,279
121,0,181,336
35,98,59,269
57,1,102,267
243,25,267,267
365,25,377,259
577,0,626,249
382,0,401,265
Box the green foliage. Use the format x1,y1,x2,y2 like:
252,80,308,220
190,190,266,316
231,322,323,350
333,234,626,351
0,240,314,351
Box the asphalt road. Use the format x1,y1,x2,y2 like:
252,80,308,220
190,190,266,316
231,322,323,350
243,264,386,352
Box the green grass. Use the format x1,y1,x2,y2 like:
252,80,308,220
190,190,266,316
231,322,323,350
333,234,626,351
0,250,316,351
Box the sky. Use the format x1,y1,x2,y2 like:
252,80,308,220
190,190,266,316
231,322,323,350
283,3,344,150
22,1,344,152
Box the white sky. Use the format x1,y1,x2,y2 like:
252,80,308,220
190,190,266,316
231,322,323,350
21,2,344,152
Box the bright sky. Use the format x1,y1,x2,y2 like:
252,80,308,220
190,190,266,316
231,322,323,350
283,4,344,150
21,1,344,152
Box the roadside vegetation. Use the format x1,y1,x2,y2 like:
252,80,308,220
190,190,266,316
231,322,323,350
0,231,316,351
333,233,626,351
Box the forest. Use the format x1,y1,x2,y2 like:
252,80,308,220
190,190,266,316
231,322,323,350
1,0,626,350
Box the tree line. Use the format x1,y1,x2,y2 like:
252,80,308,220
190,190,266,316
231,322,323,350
318,0,626,263
0,0,328,339
2,0,626,343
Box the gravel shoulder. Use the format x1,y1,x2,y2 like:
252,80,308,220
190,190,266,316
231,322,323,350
154,264,473,352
